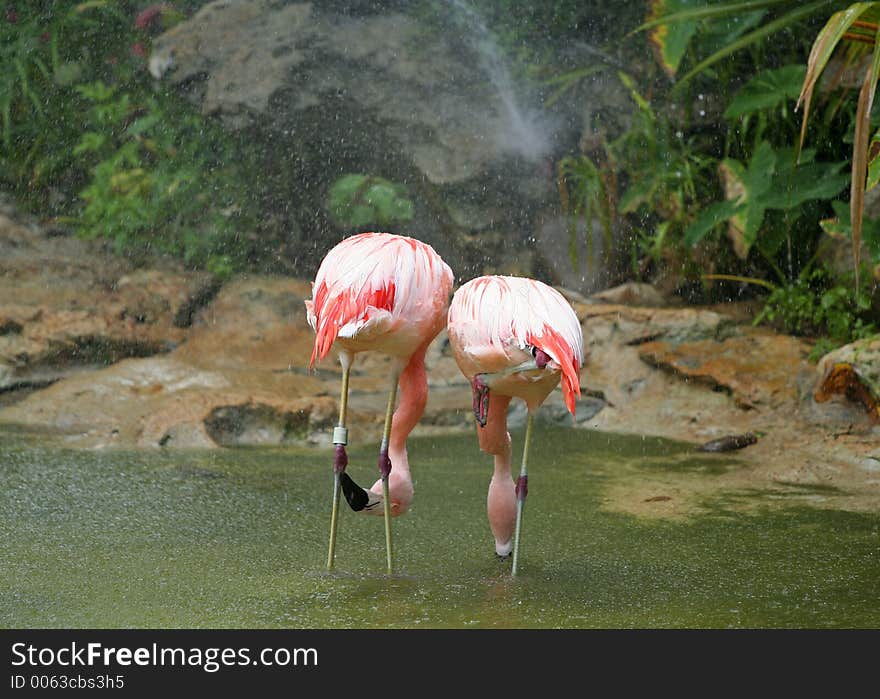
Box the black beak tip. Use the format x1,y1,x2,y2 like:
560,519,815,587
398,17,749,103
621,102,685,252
340,471,370,512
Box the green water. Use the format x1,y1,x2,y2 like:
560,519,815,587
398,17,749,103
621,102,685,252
1,426,878,628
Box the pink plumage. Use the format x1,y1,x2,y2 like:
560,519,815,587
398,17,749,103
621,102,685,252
447,275,584,414
306,232,453,368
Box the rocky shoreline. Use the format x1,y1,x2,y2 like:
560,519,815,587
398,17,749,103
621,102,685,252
2,210,879,517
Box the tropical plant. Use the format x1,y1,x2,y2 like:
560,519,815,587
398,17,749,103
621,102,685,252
557,153,615,271
685,142,850,260
557,71,719,274
0,2,132,204
0,2,267,276
639,1,880,288
723,64,806,127
796,3,880,289
73,81,255,276
327,174,415,230
639,0,852,87
754,267,877,358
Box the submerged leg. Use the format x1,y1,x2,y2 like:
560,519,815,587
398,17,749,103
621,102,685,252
511,411,534,577
327,353,352,571
378,367,401,574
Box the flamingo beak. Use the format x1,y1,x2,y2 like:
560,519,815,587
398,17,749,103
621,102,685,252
340,472,384,514
472,375,490,427
534,349,550,369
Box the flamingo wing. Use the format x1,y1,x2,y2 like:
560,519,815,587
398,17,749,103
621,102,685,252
307,232,453,368
448,275,584,415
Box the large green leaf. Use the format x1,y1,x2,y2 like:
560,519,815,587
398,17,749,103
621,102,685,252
647,0,701,77
797,2,875,150
689,141,848,255
762,160,849,209
724,65,807,119
675,0,837,90
737,139,776,195
637,0,793,32
684,199,742,245
694,9,767,59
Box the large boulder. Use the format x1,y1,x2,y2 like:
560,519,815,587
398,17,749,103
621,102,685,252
0,210,217,401
147,0,582,279
814,337,880,423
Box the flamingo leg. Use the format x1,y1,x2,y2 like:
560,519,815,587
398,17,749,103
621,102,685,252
511,411,534,576
378,367,401,575
326,355,352,571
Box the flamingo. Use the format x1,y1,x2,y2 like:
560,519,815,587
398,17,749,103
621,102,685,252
446,275,584,575
305,232,454,573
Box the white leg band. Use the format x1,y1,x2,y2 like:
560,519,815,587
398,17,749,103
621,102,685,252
332,426,348,445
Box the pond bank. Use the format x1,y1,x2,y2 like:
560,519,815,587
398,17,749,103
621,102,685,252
1,207,879,520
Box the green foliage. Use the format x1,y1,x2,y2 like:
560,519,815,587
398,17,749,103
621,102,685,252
327,175,414,230
557,155,613,270
0,2,258,276
723,65,806,120
0,2,130,201
821,199,880,266
685,143,850,257
755,268,877,357
612,72,716,261
540,1,871,347
644,0,766,79
795,2,880,290
555,70,721,273
74,82,253,276
639,0,851,86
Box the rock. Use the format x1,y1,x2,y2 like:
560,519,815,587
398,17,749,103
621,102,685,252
576,302,731,347
146,1,608,280
589,282,668,307
149,2,554,184
571,302,748,442
116,270,222,328
0,212,215,396
696,432,758,453
637,329,814,410
3,232,880,513
814,338,880,422
0,273,471,448
0,354,339,449
3,209,880,516
505,391,605,430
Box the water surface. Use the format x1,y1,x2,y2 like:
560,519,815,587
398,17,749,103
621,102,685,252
1,426,877,628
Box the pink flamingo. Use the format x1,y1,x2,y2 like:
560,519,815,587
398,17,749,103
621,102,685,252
447,275,584,575
305,232,453,573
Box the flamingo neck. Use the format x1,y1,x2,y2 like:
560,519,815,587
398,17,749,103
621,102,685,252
389,344,429,461
370,344,429,515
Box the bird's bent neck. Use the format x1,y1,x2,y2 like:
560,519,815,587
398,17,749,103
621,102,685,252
389,344,430,458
